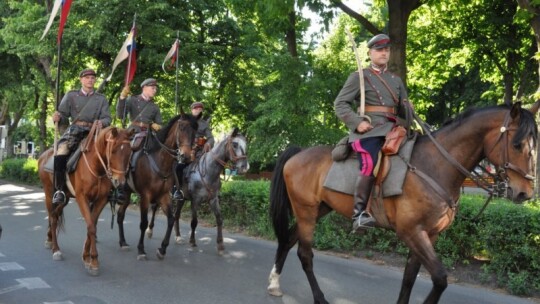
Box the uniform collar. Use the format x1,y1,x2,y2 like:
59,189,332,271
140,93,152,101
80,88,94,96
370,63,388,74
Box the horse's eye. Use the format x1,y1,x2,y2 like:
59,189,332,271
233,143,238,149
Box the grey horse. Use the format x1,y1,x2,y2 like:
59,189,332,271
146,128,249,254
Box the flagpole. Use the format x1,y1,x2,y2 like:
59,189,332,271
53,25,64,193
175,32,179,115
122,13,136,128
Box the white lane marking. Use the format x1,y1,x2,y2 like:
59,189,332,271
0,262,24,271
0,277,50,295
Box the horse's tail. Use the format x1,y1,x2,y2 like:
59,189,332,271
270,146,302,245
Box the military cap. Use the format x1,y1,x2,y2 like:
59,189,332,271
367,34,391,49
141,78,158,87
190,102,204,109
79,68,96,77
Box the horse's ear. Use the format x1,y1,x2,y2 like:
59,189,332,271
529,99,540,115
231,127,239,137
510,101,522,119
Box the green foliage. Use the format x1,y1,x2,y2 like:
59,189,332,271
0,158,40,185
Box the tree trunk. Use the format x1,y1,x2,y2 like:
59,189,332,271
285,11,298,58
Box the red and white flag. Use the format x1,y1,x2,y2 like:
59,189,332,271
40,0,73,44
105,24,137,85
162,39,179,73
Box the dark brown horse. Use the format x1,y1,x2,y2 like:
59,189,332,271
39,126,134,275
268,102,539,304
115,113,197,260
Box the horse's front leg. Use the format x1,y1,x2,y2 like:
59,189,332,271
77,196,99,275
189,201,199,247
208,196,224,254
173,197,187,244
146,202,159,239
156,196,174,260
116,187,131,250
85,197,110,276
137,196,150,260
399,231,447,304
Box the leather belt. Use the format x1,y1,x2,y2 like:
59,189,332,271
73,121,93,127
131,121,149,128
364,105,396,114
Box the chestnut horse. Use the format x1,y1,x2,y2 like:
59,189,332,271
115,113,197,260
145,128,249,254
268,102,539,304
38,126,134,275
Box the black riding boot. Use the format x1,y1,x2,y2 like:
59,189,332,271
52,155,68,206
172,163,187,201
352,175,376,231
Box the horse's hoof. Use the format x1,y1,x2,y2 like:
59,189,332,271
156,249,165,260
267,286,283,297
175,236,183,244
120,245,130,251
145,229,153,239
137,254,147,261
52,251,63,261
217,249,225,256
44,240,52,249
87,267,99,276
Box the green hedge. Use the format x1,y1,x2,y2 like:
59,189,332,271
0,158,40,185
212,180,540,296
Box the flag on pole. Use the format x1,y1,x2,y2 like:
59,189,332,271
40,0,73,43
105,24,137,84
162,39,179,73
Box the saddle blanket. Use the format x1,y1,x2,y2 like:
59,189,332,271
323,137,416,197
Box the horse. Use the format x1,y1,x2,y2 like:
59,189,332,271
115,113,198,260
267,102,539,304
145,128,249,254
38,126,134,275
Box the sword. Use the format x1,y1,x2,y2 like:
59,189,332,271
345,28,365,117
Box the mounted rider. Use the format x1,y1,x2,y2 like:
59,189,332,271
172,101,215,201
334,34,414,231
115,78,163,203
51,68,112,206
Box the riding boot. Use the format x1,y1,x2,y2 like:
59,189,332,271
351,175,376,231
52,155,68,206
173,163,187,202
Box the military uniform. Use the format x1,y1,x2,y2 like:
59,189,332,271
116,94,162,132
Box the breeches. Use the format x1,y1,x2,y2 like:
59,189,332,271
56,126,89,156
351,137,384,177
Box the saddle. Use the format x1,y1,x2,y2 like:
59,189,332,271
43,137,90,173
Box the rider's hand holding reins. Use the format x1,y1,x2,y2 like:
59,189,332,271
151,123,162,131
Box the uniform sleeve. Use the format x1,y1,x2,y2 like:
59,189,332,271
205,126,214,147
98,96,112,127
116,96,127,119
154,107,162,125
334,72,370,132
57,92,72,126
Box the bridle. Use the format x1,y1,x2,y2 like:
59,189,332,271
81,127,132,180
211,136,247,169
147,118,193,164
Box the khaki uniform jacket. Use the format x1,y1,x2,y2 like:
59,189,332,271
334,68,408,142
58,89,111,128
116,95,162,132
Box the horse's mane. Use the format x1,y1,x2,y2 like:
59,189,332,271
94,126,115,151
437,104,538,149
146,114,198,153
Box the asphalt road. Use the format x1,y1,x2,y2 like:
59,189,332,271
0,181,537,304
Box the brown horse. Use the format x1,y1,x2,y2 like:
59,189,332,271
38,126,134,275
267,102,539,304
115,113,197,260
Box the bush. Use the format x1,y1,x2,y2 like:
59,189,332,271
0,158,40,185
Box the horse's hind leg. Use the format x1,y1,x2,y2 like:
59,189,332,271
156,198,174,260
189,202,199,248
173,198,187,244
268,225,298,297
117,202,130,249
208,196,224,254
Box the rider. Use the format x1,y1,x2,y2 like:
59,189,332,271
51,68,112,206
115,78,163,203
172,101,215,201
334,34,413,231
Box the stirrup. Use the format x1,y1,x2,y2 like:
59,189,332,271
172,190,184,201
52,190,66,206
352,211,375,231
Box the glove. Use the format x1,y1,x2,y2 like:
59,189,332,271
120,86,131,99
151,123,162,131
203,143,211,153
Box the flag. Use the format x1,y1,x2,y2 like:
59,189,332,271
57,0,73,44
40,0,63,41
105,24,137,85
162,39,179,73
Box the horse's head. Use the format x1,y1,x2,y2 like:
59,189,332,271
159,112,198,164
226,128,249,174
484,102,538,203
95,127,134,188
